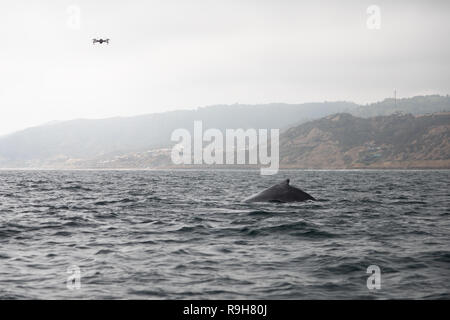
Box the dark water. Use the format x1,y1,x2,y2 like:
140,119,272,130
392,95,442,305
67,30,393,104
0,170,449,299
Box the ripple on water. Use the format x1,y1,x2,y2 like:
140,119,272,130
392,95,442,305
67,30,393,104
0,169,448,299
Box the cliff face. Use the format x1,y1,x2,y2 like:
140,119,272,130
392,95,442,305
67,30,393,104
279,113,450,169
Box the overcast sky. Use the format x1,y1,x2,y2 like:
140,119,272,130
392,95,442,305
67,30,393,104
0,0,449,135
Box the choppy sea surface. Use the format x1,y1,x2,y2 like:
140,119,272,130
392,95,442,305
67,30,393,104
0,170,449,299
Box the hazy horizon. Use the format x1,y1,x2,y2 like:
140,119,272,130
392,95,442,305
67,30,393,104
1,93,448,137
1,0,450,135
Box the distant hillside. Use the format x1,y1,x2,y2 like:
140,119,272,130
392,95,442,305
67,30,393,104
351,95,450,118
0,101,356,167
0,95,449,169
280,112,450,169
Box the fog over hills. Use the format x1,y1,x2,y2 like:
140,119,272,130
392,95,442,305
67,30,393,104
350,95,450,118
0,95,449,168
0,101,356,166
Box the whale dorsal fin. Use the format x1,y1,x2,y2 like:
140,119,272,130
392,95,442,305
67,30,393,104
282,179,290,185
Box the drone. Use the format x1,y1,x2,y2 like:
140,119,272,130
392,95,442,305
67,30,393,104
93,38,110,44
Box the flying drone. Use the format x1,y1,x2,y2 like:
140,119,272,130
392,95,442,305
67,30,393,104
93,38,110,44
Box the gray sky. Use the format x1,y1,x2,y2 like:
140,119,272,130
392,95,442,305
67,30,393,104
1,0,449,135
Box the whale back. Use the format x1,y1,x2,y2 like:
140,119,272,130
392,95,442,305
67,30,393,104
244,179,315,203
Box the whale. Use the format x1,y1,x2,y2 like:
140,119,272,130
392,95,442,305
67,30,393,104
244,179,315,203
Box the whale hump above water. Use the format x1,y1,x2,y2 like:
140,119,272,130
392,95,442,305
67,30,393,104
244,179,315,203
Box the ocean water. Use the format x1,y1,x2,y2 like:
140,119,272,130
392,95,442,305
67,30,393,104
0,169,448,299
